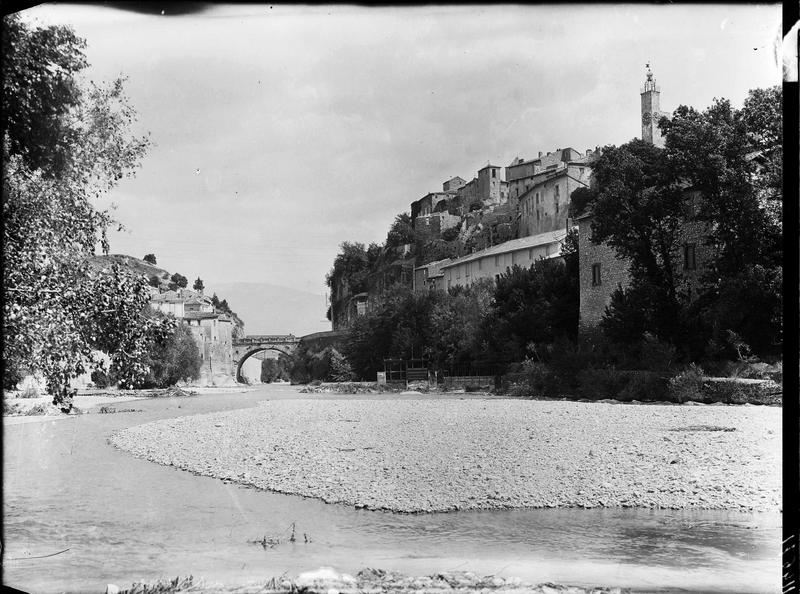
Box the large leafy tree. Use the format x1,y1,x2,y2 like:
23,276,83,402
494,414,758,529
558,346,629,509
480,252,579,363
587,87,782,358
2,14,173,408
135,314,201,388
663,87,783,358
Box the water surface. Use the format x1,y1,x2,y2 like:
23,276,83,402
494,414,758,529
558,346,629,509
2,384,780,593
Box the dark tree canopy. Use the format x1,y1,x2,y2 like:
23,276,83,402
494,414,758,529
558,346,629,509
143,253,157,265
587,87,782,358
193,277,204,291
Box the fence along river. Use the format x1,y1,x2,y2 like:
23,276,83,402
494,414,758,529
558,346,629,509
2,383,780,593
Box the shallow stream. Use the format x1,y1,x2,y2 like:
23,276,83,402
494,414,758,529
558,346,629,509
2,384,780,593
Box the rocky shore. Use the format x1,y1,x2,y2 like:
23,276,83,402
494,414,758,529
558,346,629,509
115,567,629,594
109,398,780,513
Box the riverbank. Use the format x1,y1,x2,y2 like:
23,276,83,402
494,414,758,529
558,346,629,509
112,567,628,594
2,384,256,425
110,397,780,514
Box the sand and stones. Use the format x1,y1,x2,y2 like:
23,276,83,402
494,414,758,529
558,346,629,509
109,398,780,513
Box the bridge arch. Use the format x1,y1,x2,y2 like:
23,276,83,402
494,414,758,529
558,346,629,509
234,346,295,383
231,335,300,383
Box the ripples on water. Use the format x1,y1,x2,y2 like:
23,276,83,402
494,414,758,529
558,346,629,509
2,384,780,593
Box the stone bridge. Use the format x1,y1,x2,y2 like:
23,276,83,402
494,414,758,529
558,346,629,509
232,334,301,382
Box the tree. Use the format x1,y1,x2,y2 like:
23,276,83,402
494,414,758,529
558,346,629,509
385,212,415,248
588,87,782,358
480,256,579,363
193,277,204,291
134,316,201,388
429,281,493,369
143,253,157,265
148,274,161,288
169,272,188,290
2,15,171,408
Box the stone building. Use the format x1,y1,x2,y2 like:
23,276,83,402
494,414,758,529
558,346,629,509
577,66,712,332
517,154,592,238
412,258,451,292
505,148,585,208
184,311,235,383
148,288,238,385
417,229,567,292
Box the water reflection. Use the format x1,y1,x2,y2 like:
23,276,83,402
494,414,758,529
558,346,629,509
3,384,780,593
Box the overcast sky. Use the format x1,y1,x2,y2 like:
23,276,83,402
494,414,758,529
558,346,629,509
20,3,781,297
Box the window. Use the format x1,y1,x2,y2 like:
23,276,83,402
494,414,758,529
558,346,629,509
478,260,482,271
536,210,540,221
591,263,602,286
491,169,496,178
683,243,697,270
494,255,500,266
535,193,539,205
555,201,559,214
555,184,560,198
528,248,533,259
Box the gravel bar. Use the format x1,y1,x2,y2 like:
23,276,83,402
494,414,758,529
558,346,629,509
109,398,780,513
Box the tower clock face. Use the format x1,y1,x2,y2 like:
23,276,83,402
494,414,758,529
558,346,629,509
642,111,651,125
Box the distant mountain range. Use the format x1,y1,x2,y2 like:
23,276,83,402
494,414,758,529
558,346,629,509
205,282,331,337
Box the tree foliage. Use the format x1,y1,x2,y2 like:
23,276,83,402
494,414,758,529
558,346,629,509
385,212,415,248
169,272,188,290
480,255,579,363
2,14,171,407
143,253,157,265
589,87,782,359
134,315,201,388
193,277,204,291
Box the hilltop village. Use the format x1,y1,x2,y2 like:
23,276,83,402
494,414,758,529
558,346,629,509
329,67,684,333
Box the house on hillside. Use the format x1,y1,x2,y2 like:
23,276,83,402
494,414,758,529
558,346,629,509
148,288,238,385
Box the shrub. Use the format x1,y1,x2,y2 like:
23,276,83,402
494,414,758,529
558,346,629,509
521,360,561,397
668,363,705,403
617,370,669,401
576,367,628,400
91,369,112,388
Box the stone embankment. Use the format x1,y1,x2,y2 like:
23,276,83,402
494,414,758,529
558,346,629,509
110,398,780,513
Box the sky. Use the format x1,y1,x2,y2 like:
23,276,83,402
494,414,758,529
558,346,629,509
19,3,782,301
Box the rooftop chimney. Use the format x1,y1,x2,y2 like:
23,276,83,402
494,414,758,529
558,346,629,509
538,151,543,158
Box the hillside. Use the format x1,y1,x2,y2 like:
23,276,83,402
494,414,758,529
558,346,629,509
88,254,171,282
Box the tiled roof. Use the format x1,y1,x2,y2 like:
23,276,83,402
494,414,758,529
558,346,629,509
440,229,569,269
414,258,453,273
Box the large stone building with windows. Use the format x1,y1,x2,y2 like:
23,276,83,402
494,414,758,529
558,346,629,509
576,65,713,332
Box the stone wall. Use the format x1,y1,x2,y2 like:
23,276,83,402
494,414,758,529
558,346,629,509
577,214,632,330
577,196,713,332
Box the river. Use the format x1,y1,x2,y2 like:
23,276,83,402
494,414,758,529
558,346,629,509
2,384,780,593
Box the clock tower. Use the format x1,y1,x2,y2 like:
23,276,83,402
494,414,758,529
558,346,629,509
640,63,664,147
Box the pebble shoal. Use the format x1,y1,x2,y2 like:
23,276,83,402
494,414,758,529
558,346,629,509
109,398,780,513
